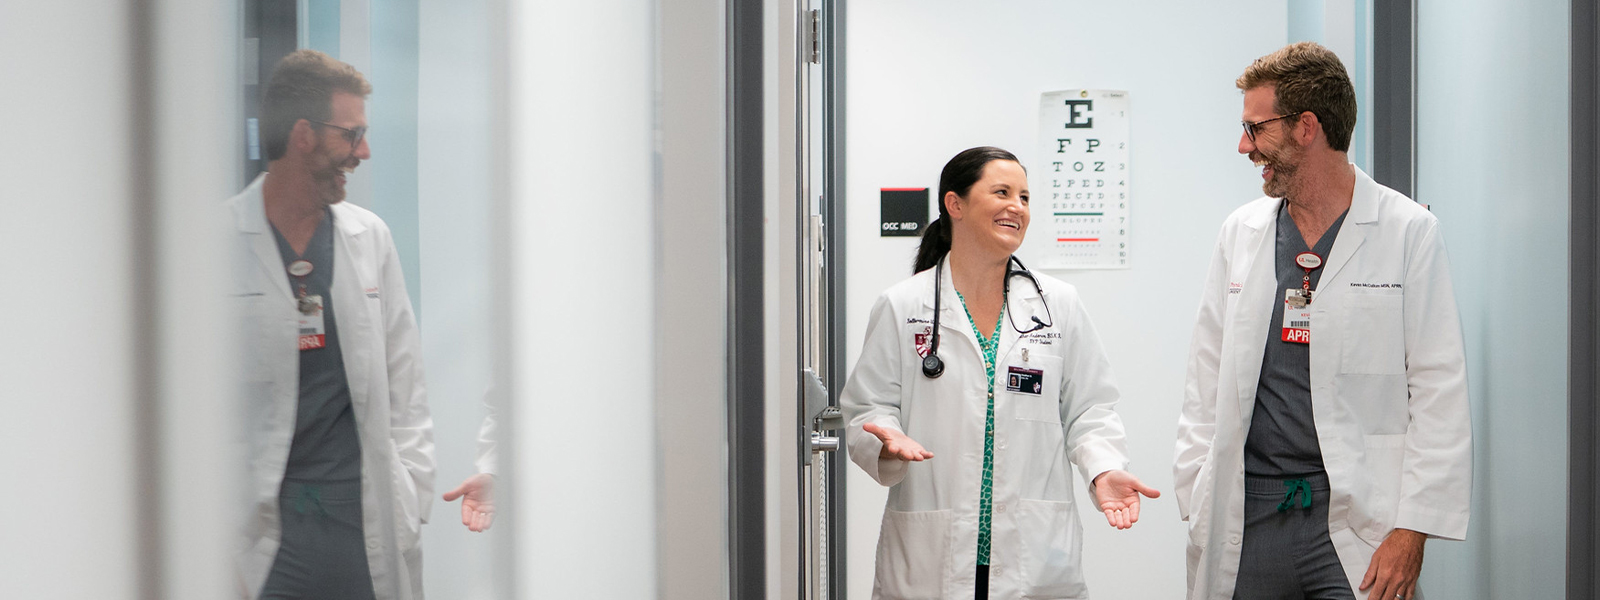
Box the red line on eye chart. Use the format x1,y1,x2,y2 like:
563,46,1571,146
1056,237,1100,242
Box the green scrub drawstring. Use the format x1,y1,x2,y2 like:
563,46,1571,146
293,485,331,519
1277,478,1313,512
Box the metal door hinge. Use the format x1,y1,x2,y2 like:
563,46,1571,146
806,9,821,64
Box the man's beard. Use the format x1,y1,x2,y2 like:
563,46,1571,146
1256,140,1302,199
311,140,349,205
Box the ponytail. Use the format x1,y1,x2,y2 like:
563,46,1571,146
913,217,952,273
911,145,1023,274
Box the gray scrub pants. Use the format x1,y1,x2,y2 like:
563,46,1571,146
260,480,377,600
1233,473,1356,600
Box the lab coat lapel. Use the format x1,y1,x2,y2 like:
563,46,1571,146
1317,165,1379,289
1233,202,1279,424
330,204,374,415
998,271,1047,362
234,174,295,302
918,256,981,357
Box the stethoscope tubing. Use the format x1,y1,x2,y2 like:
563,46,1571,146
921,255,1053,379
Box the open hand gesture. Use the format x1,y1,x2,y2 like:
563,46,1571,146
442,473,496,532
862,422,934,461
1092,470,1160,530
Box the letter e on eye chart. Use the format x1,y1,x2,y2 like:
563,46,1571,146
1035,89,1130,270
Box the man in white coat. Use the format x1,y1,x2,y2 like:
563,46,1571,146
228,50,434,600
1175,42,1471,600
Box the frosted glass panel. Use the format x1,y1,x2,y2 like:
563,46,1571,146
1415,0,1570,597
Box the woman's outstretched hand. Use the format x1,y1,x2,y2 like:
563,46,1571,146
1092,470,1160,530
863,422,935,461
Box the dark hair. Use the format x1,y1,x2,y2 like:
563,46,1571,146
1236,42,1357,152
913,146,1022,273
261,50,373,161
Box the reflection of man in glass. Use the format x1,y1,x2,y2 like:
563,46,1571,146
228,49,434,600
1176,42,1471,600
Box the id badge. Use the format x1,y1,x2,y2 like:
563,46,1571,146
1281,289,1311,344
298,294,327,351
1006,366,1044,395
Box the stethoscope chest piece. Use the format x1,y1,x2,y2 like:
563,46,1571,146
921,354,945,378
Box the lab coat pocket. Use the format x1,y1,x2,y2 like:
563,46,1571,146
1340,292,1406,375
1015,499,1088,599
1185,471,1214,546
876,509,952,599
1008,354,1063,423
1354,434,1406,541
391,455,423,552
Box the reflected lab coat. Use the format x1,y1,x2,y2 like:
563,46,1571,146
1174,167,1471,600
842,258,1130,600
227,174,435,600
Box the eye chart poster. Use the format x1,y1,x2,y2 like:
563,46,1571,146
1036,89,1130,269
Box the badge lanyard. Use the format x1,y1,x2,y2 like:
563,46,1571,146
1281,252,1321,344
288,259,327,351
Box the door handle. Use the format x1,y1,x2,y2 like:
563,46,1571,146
811,431,840,452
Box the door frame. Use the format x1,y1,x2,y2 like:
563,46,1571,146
1569,1,1599,597
821,0,849,597
728,0,768,597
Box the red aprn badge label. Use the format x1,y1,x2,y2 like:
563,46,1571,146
1281,328,1310,344
299,334,326,351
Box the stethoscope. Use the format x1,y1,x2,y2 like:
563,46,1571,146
921,255,1054,379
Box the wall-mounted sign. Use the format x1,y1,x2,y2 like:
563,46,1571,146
880,188,929,237
1036,89,1131,269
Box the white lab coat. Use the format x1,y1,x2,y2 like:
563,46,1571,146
1174,166,1471,600
227,173,435,600
843,257,1130,600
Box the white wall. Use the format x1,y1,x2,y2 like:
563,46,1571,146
506,0,659,597
843,1,1285,597
1414,0,1570,597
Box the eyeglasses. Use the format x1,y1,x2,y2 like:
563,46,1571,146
1241,112,1303,143
308,120,368,148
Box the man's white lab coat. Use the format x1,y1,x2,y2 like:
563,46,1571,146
1175,166,1471,600
228,174,434,600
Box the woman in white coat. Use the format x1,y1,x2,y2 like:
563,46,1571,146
842,146,1159,600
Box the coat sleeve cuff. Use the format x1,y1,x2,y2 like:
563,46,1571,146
1394,506,1469,541
847,420,909,487
1078,456,1129,499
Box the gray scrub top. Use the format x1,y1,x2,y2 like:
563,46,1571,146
271,209,363,484
1244,201,1348,478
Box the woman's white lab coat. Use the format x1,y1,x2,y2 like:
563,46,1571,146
1173,167,1471,600
227,174,435,600
842,258,1130,600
